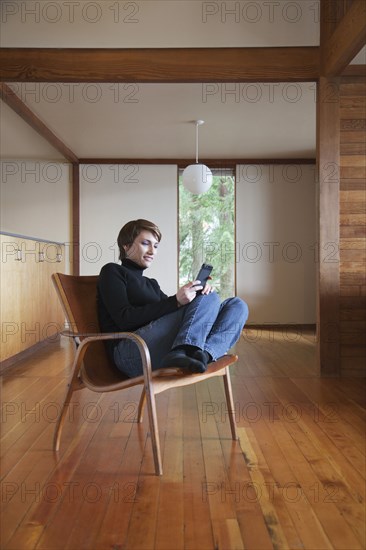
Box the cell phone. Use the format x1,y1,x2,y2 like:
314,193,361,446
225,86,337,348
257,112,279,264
193,263,213,292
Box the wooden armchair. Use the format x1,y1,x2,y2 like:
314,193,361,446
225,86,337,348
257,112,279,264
52,273,238,475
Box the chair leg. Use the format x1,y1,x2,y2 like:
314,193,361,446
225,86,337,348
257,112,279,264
54,384,73,451
144,385,163,475
137,387,146,423
223,366,238,441
53,377,81,451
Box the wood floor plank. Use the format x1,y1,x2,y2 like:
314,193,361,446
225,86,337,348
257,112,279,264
237,427,291,550
264,377,365,548
57,392,136,549
235,376,329,550
91,412,154,548
291,378,366,473
1,450,59,549
1,381,67,483
269,378,365,499
295,376,363,436
33,390,146,550
154,389,184,550
196,382,246,550
182,385,216,550
249,375,360,549
1,330,365,550
206,375,284,550
1,376,40,403
1,377,64,442
4,393,113,549
121,392,171,549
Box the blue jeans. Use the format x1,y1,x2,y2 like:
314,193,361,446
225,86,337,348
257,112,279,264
111,292,249,378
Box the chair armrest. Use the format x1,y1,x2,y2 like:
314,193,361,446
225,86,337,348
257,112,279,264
71,331,153,381
60,329,83,338
60,330,115,339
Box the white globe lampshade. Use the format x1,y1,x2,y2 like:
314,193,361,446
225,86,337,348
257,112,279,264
182,163,213,195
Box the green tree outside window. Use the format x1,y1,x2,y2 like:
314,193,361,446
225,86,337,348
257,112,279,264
178,170,235,300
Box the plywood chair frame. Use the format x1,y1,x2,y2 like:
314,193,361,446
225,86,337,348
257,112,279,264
52,272,238,475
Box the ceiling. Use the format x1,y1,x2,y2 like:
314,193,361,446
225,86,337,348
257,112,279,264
1,82,318,161
1,0,364,163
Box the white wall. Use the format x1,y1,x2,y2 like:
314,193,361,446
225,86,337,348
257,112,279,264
79,164,178,295
1,160,316,322
236,164,316,324
0,159,71,244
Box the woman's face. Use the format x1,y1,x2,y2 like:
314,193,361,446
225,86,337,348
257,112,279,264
124,229,159,269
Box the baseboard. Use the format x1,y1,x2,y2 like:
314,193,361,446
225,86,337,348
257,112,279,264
245,324,316,331
0,335,61,375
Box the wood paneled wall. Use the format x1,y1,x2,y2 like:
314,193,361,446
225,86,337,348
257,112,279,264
0,234,65,367
339,76,366,376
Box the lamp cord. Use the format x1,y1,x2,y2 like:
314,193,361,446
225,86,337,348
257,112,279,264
195,122,199,164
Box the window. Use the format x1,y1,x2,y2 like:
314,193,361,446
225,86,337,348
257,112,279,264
178,168,235,300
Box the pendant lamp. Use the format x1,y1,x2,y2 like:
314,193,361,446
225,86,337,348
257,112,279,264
182,120,213,194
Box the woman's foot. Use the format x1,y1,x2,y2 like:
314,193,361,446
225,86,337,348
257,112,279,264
160,348,206,373
192,349,212,367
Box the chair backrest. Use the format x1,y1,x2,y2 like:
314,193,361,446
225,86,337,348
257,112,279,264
52,273,126,384
52,273,100,336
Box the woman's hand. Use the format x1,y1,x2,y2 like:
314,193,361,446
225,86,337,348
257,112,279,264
176,280,215,306
201,282,214,295
176,281,202,306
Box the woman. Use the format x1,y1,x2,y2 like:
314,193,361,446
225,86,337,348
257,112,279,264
97,219,249,377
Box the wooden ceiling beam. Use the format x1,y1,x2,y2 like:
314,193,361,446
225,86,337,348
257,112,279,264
0,47,319,83
0,83,79,163
78,158,316,167
322,0,366,76
341,64,366,77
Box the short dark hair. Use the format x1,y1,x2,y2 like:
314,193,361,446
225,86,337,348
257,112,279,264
117,219,162,261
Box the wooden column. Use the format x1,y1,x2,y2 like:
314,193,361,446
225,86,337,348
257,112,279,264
339,75,366,376
72,163,80,275
316,76,341,375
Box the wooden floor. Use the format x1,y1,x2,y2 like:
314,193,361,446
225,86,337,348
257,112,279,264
1,328,365,550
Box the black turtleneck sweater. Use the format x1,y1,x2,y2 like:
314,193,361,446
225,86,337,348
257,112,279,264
97,259,179,333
